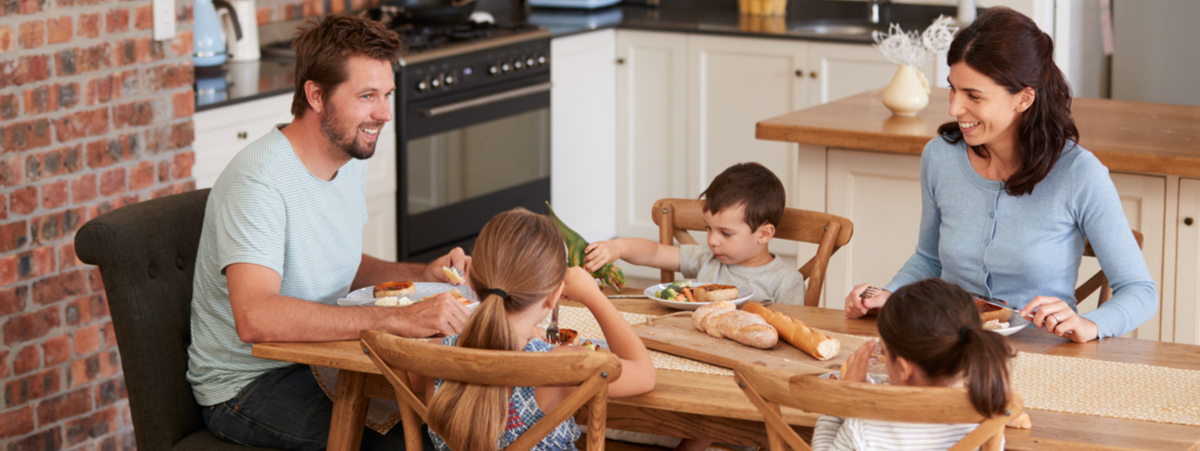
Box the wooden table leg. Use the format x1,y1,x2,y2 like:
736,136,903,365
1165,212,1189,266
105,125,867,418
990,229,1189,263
329,370,369,451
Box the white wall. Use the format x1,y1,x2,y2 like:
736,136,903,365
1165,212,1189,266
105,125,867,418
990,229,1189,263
1110,0,1200,107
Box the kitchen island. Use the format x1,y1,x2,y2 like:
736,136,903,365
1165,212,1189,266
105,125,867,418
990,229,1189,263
756,88,1200,345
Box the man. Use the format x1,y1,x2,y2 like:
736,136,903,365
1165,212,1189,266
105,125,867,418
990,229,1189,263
187,14,466,450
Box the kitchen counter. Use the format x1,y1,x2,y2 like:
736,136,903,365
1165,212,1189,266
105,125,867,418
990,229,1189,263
196,0,957,111
757,87,1200,176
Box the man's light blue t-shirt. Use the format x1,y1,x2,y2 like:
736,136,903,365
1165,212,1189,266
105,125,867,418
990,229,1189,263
187,126,368,406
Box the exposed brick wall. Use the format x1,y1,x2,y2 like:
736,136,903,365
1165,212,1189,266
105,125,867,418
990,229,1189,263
1,0,194,448
255,0,379,26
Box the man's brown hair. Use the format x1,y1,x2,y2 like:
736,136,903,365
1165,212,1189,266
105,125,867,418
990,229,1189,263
700,162,785,231
290,13,403,118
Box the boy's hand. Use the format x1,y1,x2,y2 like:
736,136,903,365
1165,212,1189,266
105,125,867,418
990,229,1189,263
583,241,621,273
562,267,604,307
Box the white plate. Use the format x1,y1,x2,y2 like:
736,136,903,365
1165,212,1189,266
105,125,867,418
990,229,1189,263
643,282,754,311
987,311,1031,336
337,283,479,309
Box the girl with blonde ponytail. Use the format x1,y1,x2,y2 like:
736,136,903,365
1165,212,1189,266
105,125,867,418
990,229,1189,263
414,207,655,451
814,278,1016,451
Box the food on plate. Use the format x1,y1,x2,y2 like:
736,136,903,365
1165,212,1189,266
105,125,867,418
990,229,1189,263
547,202,627,292
374,296,416,307
974,299,1011,324
549,328,580,346
442,266,465,284
693,284,739,303
581,339,601,351
421,288,473,306
982,319,1010,331
743,303,841,360
374,281,416,298
655,281,694,302
691,301,778,349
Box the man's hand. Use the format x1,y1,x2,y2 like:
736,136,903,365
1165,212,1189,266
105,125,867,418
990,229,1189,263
385,292,471,338
424,247,471,285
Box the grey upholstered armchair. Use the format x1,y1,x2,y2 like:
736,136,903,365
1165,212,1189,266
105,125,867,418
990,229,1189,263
75,188,273,451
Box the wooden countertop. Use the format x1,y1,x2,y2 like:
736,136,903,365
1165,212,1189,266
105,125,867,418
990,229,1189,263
757,88,1200,177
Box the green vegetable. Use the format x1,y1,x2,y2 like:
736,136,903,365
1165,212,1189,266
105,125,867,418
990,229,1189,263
546,202,628,293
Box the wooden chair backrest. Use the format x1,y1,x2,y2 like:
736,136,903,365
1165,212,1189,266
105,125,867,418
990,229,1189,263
1076,229,1144,307
734,362,1022,451
360,330,622,451
651,198,854,306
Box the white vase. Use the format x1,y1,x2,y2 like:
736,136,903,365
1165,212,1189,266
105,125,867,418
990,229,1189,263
882,64,931,117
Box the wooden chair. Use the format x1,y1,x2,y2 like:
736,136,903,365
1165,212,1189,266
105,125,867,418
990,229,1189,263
360,329,622,451
651,198,853,307
1075,229,1144,306
734,362,1023,451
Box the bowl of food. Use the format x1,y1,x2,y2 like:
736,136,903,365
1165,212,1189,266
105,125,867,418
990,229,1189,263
338,282,478,310
643,281,754,311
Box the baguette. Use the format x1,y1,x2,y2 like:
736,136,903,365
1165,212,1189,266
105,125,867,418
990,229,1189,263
691,301,779,349
744,302,841,360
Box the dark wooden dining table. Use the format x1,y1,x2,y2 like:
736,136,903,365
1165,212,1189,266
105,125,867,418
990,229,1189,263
251,299,1200,451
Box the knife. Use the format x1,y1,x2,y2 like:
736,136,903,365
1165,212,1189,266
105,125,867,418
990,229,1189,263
607,294,649,299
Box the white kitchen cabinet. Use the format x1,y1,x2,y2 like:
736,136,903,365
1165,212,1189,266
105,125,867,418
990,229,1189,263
1074,173,1165,341
807,42,936,106
193,93,398,260
193,94,294,189
615,30,690,279
687,34,807,259
824,149,923,310
1174,179,1200,345
550,29,617,242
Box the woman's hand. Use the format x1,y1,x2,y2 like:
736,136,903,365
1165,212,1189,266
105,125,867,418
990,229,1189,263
583,240,621,273
840,339,876,383
1020,295,1098,342
845,284,890,318
562,266,604,308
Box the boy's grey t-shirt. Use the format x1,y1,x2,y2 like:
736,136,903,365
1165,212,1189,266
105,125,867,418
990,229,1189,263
186,126,368,406
679,244,806,305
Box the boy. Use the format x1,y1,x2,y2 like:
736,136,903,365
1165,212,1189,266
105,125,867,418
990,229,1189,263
585,162,805,305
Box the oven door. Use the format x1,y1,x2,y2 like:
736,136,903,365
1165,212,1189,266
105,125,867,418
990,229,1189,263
400,75,552,261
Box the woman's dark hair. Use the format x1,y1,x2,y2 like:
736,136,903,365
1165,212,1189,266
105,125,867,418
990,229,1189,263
878,279,1016,417
937,7,1079,196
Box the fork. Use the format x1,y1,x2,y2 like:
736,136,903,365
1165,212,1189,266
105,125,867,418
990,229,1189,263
860,285,881,300
547,304,560,344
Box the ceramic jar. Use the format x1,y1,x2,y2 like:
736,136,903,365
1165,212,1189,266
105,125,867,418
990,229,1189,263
882,64,931,117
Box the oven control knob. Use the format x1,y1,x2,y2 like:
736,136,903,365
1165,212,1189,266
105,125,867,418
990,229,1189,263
489,65,499,75
501,63,511,72
526,57,536,67
416,79,429,91
513,60,524,70
430,77,441,88
537,55,547,65
443,74,456,85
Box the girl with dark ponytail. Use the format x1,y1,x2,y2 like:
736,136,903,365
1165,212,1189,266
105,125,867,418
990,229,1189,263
416,208,655,451
846,7,1157,343
814,278,1015,451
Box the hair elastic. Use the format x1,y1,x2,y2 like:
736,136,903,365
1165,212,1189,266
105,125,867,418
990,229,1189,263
958,325,972,344
487,288,508,300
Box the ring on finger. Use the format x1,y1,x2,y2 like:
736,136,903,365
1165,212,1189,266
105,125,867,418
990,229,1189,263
1051,313,1061,322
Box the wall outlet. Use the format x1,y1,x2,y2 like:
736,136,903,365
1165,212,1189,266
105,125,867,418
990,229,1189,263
154,0,176,41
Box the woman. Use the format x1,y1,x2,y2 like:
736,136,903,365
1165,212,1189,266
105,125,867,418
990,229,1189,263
844,7,1156,342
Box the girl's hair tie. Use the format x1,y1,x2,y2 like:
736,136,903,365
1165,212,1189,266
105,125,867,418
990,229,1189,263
958,325,972,344
487,288,508,300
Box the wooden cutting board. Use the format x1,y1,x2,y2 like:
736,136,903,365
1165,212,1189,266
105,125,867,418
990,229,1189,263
633,313,869,375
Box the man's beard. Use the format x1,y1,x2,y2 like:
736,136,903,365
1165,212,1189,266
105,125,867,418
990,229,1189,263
319,101,381,160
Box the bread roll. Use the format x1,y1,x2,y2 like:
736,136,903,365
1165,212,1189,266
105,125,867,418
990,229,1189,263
744,303,841,360
690,302,778,349
975,300,1012,324
375,281,415,297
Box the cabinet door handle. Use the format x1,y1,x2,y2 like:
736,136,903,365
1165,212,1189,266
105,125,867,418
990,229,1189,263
795,69,804,77
237,131,248,140
616,58,626,65
1186,217,1195,226
809,71,818,79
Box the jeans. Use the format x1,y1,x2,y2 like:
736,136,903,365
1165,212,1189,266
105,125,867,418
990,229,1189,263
202,364,434,451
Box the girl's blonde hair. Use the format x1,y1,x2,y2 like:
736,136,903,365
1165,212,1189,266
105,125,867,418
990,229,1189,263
425,207,567,451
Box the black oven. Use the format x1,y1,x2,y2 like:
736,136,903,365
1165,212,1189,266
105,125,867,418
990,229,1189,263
396,33,552,262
